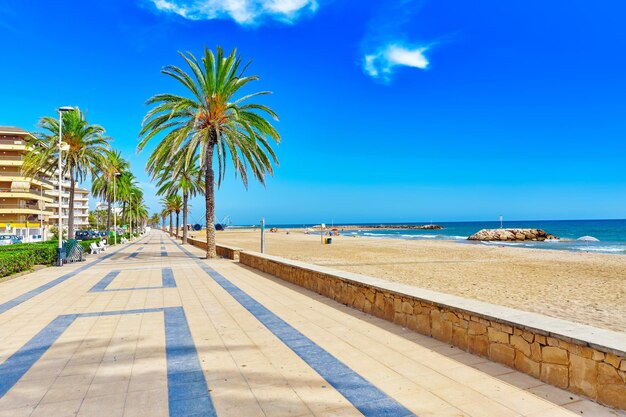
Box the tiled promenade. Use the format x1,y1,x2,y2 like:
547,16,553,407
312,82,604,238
0,231,623,417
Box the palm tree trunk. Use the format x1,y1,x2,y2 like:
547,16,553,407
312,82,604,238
176,211,180,239
68,168,76,239
169,212,173,236
204,144,217,258
182,193,188,244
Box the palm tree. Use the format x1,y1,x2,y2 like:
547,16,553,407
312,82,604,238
24,108,110,238
149,213,160,228
122,183,143,235
161,196,175,236
167,194,183,238
139,46,280,258
160,209,168,232
92,150,129,234
150,152,203,244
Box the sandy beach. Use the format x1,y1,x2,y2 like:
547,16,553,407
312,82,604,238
194,229,626,333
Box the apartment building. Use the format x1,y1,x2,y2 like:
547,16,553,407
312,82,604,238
45,179,91,230
0,126,93,241
0,127,54,241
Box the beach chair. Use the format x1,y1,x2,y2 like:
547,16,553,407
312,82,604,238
100,239,109,248
98,241,107,252
90,242,102,254
121,237,128,244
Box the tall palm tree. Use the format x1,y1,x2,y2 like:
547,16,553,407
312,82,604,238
150,151,204,244
139,46,280,258
160,196,175,236
24,108,110,238
92,150,129,234
149,213,160,228
160,209,168,232
167,194,183,238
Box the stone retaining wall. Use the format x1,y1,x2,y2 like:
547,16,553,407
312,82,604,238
186,238,241,260
239,250,626,410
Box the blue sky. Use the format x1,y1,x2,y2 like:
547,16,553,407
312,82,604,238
1,0,625,225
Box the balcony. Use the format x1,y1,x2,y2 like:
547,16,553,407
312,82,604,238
0,188,54,202
0,139,26,151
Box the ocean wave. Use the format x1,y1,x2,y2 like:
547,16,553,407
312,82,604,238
570,246,626,253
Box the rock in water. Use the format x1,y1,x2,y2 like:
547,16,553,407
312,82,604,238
468,229,559,242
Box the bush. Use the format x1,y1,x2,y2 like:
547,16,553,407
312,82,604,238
0,242,57,266
0,251,34,278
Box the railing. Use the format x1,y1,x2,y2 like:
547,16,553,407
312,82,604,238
0,139,25,145
0,188,51,199
0,170,21,176
0,202,42,210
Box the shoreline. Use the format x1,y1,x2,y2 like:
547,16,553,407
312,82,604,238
193,229,626,333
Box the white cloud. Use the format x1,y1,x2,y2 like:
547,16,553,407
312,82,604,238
364,43,429,81
149,0,318,25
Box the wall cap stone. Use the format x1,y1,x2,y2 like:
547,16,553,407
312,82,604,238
240,250,626,357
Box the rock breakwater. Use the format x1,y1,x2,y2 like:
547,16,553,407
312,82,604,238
468,228,558,242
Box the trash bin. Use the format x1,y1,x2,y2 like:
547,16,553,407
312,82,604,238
326,238,332,244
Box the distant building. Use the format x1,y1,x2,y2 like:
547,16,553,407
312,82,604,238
45,178,91,230
0,126,92,241
0,127,54,241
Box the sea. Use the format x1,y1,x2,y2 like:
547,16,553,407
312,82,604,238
259,219,626,255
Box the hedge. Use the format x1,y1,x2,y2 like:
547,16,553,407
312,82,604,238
0,251,34,278
0,238,107,278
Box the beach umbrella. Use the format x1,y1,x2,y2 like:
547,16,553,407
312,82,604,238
577,236,599,242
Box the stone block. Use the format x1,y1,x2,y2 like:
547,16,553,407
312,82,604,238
431,310,452,342
353,291,365,310
591,350,605,362
415,314,431,336
383,297,395,321
468,321,487,336
401,301,413,315
490,343,515,367
394,312,407,327
487,328,509,344
468,335,489,357
569,353,598,398
443,311,460,324
597,384,626,410
452,326,468,351
547,337,559,347
530,342,542,362
541,363,569,389
510,335,531,357
521,330,534,343
493,322,513,334
535,335,546,345
514,351,540,378
363,299,372,314
542,346,568,365
605,353,622,368
598,363,622,385
394,298,402,313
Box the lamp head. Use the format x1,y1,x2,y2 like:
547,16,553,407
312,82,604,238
58,106,74,113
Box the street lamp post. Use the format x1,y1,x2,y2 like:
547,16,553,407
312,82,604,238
56,106,73,267
113,172,120,245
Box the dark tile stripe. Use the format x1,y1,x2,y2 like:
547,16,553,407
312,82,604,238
0,238,144,315
0,306,216,417
170,236,416,417
165,307,217,417
89,268,176,292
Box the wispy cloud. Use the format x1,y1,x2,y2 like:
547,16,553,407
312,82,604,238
361,0,436,82
364,44,429,81
148,0,319,25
